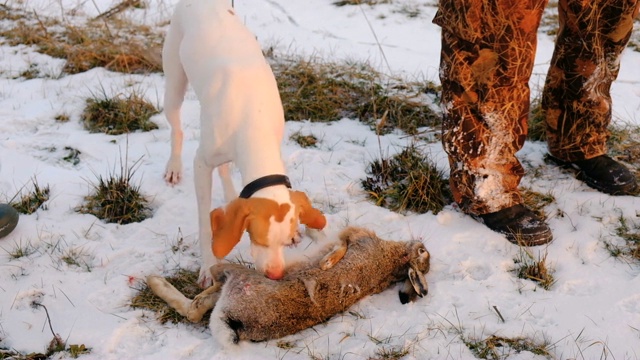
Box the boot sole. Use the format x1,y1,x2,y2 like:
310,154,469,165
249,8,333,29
472,214,554,247
501,228,553,247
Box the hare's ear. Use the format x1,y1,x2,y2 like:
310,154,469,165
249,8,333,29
289,190,327,229
399,267,428,304
210,198,251,258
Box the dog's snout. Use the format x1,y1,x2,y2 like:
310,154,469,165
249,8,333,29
265,268,284,280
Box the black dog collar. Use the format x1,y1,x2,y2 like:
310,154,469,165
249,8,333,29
239,175,292,199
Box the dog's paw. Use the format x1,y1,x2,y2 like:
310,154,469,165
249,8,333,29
164,170,182,185
198,267,214,288
165,158,183,185
305,228,327,242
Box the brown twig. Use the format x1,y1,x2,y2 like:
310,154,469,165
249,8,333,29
94,0,141,20
493,305,506,323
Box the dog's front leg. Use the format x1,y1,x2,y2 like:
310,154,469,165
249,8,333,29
194,151,216,287
165,128,184,185
162,23,188,185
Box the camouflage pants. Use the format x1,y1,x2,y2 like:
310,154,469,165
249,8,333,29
433,0,640,215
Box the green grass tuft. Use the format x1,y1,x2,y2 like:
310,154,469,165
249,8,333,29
2,240,37,259
362,144,451,214
272,56,440,135
10,178,50,215
512,248,555,290
81,90,159,135
371,345,410,360
605,215,640,261
463,334,552,359
77,157,151,224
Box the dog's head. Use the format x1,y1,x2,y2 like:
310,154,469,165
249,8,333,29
209,190,326,280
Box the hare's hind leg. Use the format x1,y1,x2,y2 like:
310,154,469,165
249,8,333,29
320,240,348,270
147,275,193,317
320,226,374,270
146,275,222,323
186,281,222,322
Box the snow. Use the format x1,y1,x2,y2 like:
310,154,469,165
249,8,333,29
1,0,640,359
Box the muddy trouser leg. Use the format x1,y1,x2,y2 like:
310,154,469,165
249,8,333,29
433,0,548,215
543,0,640,161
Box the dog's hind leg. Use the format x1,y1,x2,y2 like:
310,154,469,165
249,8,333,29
194,150,216,287
162,19,188,185
218,163,237,202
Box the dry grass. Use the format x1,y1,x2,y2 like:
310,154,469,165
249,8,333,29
2,240,37,259
81,90,159,135
463,334,552,359
54,114,70,123
608,122,640,164
512,248,555,290
605,215,640,262
361,143,451,214
0,4,162,75
77,157,151,224
357,93,440,135
1,6,442,137
608,122,640,193
272,56,440,135
628,17,640,52
333,0,391,6
290,131,319,148
539,0,559,36
10,178,50,215
527,97,547,142
131,269,210,327
0,308,90,359
521,187,555,220
369,345,410,360
273,58,378,122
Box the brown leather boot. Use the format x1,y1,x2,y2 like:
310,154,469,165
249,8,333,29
548,155,638,196
473,204,553,246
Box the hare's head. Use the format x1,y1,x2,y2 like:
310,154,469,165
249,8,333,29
399,241,430,304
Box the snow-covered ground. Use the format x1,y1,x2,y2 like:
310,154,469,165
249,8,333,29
1,0,640,359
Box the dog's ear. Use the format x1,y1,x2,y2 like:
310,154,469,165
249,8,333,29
210,198,251,258
289,191,327,230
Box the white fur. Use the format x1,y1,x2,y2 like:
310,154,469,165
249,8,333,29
250,209,298,278
163,0,294,285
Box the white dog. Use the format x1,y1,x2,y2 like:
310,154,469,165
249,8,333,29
163,0,326,286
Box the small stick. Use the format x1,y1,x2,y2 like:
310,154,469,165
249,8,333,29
493,305,506,323
33,302,57,337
